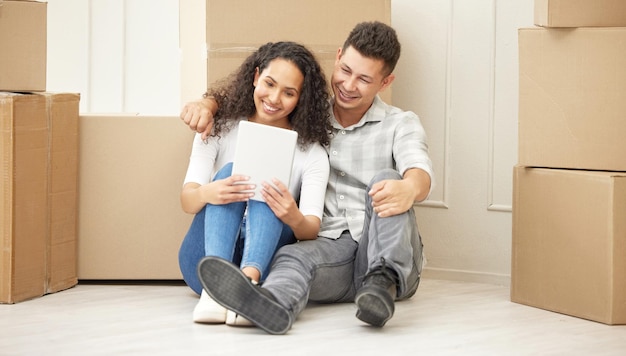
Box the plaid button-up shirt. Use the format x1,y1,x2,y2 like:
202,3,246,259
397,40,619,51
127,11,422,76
318,96,434,242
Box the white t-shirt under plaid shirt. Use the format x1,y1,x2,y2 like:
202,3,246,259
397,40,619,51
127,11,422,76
318,96,434,242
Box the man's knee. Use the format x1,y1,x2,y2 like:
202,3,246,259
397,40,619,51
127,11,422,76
369,169,401,187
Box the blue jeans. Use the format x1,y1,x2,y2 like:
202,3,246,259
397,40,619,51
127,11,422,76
261,169,424,318
178,163,296,295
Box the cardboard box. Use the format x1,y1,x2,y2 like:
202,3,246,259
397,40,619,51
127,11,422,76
511,166,626,325
0,0,47,92
180,0,392,106
1,92,79,304
518,27,626,171
44,93,80,293
535,0,626,27
77,115,194,279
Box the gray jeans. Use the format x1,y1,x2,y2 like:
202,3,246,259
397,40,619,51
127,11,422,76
262,169,424,318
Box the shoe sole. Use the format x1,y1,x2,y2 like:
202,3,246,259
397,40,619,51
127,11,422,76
355,288,394,327
193,309,226,324
193,312,226,324
197,256,292,335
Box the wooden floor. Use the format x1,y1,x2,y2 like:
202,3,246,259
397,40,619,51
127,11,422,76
1,278,625,355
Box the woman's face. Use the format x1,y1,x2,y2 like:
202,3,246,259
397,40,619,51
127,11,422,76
252,58,303,128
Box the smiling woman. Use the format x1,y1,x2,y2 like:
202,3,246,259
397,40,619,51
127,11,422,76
177,41,332,326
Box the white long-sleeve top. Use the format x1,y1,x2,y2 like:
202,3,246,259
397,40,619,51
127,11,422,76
183,120,330,220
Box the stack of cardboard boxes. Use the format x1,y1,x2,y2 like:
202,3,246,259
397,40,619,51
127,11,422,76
1,0,80,303
512,0,626,324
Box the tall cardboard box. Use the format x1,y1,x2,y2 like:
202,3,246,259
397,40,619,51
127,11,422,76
0,0,47,92
43,93,80,293
518,27,626,171
535,0,626,27
1,93,79,303
180,0,392,106
77,116,194,279
511,166,626,325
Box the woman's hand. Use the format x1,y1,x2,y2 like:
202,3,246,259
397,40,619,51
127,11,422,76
181,176,254,214
261,179,299,224
261,179,320,241
200,175,255,205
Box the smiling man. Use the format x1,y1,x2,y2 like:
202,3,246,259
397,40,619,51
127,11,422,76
183,21,434,335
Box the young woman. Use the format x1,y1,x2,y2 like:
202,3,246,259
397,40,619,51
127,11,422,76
177,42,331,326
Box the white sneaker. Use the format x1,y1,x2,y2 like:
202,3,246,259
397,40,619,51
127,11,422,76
193,290,227,323
226,310,254,327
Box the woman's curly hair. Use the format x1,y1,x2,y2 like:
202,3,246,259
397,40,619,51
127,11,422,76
204,41,332,149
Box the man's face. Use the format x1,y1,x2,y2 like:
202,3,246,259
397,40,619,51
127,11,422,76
331,46,394,114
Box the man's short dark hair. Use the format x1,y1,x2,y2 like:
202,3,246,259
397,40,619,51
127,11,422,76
342,21,401,76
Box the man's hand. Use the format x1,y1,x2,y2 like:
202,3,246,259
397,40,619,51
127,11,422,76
180,98,217,140
369,168,431,218
368,179,416,218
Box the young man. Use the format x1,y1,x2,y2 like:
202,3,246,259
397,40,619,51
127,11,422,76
180,21,434,335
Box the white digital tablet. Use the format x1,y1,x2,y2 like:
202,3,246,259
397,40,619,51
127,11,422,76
231,120,298,201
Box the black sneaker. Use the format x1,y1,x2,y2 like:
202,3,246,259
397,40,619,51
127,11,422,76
354,259,398,327
197,256,293,335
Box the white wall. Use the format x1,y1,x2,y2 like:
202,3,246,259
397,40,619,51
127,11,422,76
47,0,180,115
392,0,535,285
47,0,536,285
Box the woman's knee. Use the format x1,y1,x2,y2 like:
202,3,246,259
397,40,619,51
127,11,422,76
213,162,233,180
